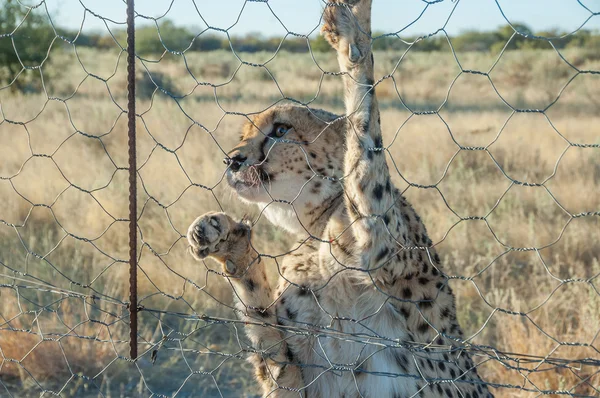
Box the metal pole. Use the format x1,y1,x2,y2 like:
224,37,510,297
126,0,138,360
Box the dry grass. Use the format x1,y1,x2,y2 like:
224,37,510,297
0,46,599,397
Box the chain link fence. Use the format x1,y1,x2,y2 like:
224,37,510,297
1,0,599,396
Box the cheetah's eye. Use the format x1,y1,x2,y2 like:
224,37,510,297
273,124,290,138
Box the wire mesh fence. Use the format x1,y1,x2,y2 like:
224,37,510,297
1,0,599,397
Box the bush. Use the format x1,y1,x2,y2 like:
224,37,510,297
130,20,196,55
136,70,177,100
0,0,56,90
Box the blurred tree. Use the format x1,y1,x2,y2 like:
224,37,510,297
192,34,227,51
310,34,331,52
412,35,445,52
0,0,56,90
2,5,598,65
131,20,195,54
490,23,534,53
452,30,499,52
567,29,600,51
518,29,564,50
372,32,409,52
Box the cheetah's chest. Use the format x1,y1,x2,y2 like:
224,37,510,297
276,253,419,397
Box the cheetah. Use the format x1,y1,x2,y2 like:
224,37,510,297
187,1,494,397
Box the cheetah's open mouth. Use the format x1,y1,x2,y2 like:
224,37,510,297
226,166,272,193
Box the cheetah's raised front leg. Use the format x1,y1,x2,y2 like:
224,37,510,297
187,212,305,397
321,0,417,281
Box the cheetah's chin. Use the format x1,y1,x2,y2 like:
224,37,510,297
226,168,268,201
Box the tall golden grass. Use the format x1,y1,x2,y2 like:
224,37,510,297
1,46,599,396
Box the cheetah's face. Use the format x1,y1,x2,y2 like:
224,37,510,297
224,105,344,229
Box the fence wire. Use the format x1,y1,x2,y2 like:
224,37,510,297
0,0,599,397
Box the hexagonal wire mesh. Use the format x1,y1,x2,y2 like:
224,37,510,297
0,0,599,396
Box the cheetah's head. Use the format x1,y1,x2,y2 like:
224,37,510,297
224,104,345,235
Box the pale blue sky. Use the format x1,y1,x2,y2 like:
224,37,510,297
33,0,600,37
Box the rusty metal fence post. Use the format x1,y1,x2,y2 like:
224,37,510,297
126,0,138,360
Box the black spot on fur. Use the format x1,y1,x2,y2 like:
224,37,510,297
421,262,429,274
372,183,384,201
257,362,268,381
285,346,295,363
427,359,434,370
375,247,390,262
445,387,453,397
244,278,256,292
418,277,429,285
439,361,446,372
385,180,391,193
417,323,429,333
450,368,456,379
434,253,441,264
309,151,317,159
441,307,451,318
373,135,383,149
402,287,412,299
399,307,410,319
298,285,310,296
420,296,434,309
286,307,297,320
383,213,390,224
392,350,409,373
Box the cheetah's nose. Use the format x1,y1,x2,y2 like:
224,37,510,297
224,154,246,172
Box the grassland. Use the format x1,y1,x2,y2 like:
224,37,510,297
0,45,599,397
